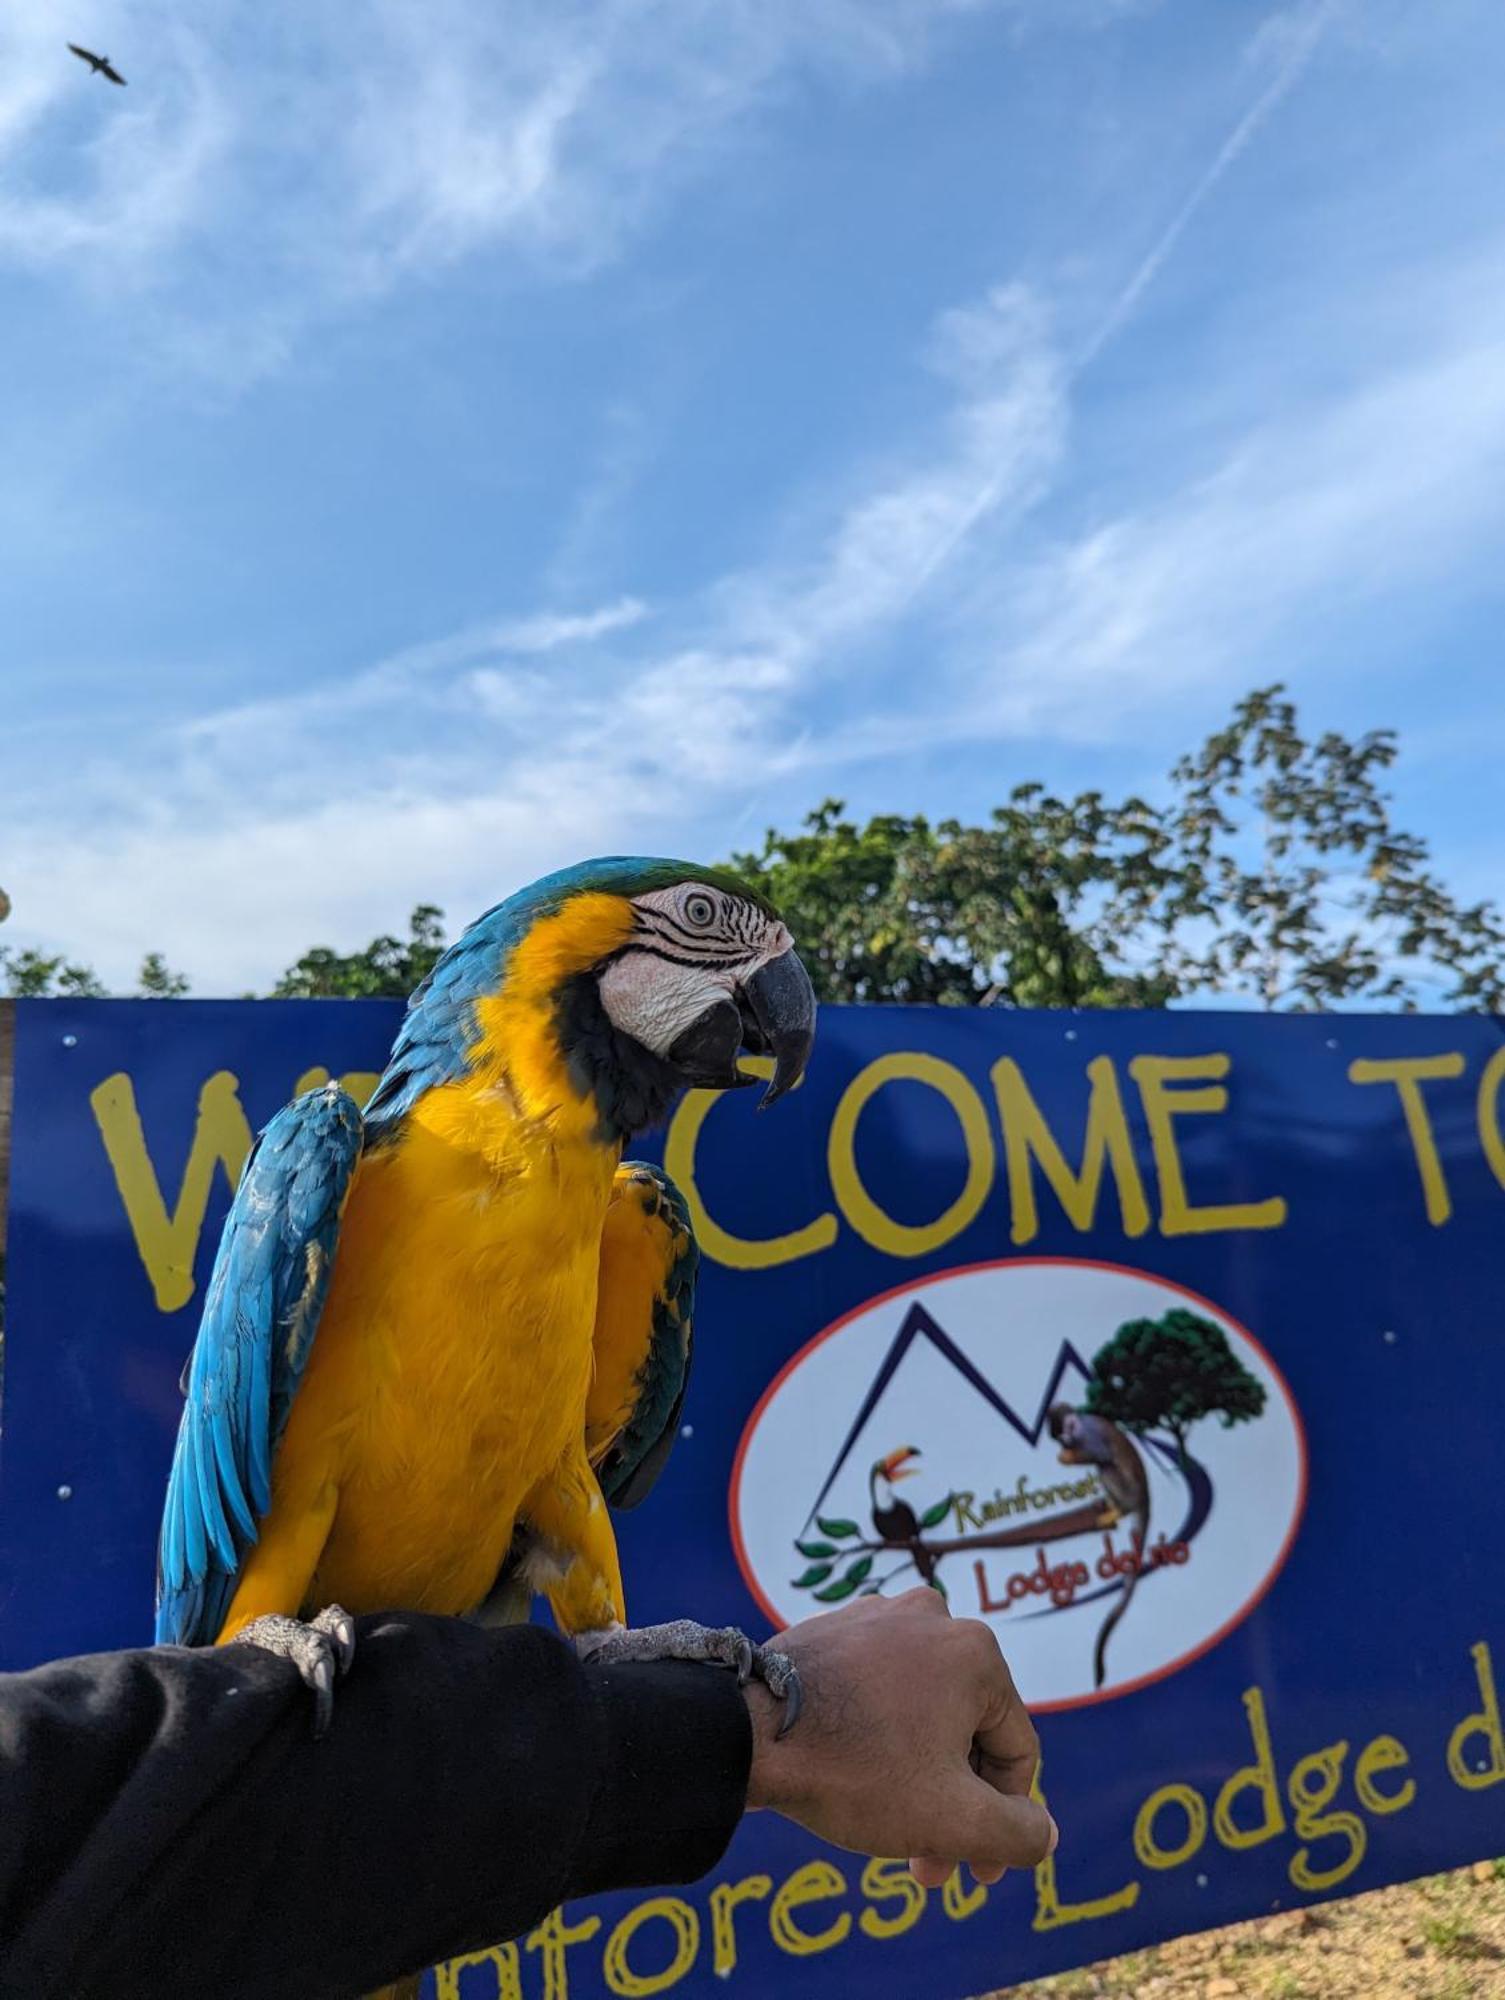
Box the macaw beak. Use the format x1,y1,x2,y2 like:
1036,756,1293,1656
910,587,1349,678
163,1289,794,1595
739,947,816,1108
666,946,816,1108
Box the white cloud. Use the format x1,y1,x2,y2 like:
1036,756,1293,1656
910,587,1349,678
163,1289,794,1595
1079,0,1334,364
2,284,1066,986
0,6,228,269
848,302,1505,758
0,0,1041,376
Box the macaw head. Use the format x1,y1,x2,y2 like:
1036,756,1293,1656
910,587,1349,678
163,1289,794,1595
368,855,816,1142
587,860,815,1110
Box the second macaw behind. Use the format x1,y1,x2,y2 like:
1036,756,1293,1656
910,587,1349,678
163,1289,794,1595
155,858,815,1753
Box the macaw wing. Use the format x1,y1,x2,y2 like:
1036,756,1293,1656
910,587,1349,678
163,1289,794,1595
588,1162,698,1511
155,1083,364,1647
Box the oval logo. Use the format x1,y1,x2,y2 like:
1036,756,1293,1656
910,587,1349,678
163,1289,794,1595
730,1258,1307,1710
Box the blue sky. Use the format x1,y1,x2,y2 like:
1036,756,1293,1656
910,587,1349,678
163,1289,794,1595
2,0,1503,990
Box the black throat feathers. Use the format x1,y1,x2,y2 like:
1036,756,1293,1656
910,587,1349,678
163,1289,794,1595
555,973,687,1145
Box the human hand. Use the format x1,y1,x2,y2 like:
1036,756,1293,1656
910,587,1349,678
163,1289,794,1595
742,1587,1056,1887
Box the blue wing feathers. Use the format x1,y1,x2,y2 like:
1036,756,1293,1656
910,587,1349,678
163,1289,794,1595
155,1083,364,1647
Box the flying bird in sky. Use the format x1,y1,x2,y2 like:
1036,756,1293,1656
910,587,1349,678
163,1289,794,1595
67,43,127,85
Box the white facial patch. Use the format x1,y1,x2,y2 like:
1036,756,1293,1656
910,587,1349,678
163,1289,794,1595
596,881,790,1057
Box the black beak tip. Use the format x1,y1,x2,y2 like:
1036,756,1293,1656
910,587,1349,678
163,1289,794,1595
743,946,816,1110
757,1041,813,1109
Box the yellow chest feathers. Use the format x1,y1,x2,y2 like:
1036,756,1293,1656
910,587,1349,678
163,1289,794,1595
298,1096,618,1488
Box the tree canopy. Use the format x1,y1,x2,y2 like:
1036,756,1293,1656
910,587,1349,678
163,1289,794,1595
3,688,1500,1007
270,905,447,999
731,794,1177,1008
732,686,1505,1011
1085,1309,1268,1466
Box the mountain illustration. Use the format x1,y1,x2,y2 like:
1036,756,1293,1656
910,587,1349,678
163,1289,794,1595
794,1298,1213,1613
804,1300,1098,1524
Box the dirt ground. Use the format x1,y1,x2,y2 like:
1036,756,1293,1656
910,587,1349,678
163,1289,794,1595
990,1861,1505,1999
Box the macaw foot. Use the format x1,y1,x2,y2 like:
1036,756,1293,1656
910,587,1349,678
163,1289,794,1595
232,1603,356,1738
1096,1505,1123,1529
577,1620,803,1738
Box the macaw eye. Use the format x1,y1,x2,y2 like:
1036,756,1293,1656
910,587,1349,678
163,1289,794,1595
682,891,717,929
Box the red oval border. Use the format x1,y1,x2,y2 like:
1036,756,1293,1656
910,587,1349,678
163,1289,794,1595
727,1254,1310,1713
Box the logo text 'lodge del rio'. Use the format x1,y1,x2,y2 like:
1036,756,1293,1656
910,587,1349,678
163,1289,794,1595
730,1259,1307,1710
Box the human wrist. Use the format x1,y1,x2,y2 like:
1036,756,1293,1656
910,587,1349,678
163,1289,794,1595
742,1675,804,1816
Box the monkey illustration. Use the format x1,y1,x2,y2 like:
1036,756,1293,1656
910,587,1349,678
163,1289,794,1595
1047,1402,1150,1688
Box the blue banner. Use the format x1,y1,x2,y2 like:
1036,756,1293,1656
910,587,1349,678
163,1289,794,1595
4,998,1505,1997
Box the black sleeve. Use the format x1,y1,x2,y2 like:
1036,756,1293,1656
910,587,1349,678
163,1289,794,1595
0,1613,752,2000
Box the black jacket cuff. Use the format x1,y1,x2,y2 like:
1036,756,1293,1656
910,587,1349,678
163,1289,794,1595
571,1658,753,1898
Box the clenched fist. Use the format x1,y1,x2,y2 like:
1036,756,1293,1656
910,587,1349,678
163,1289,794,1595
742,1586,1057,1886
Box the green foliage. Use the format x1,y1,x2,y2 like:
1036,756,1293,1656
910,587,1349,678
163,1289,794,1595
10,687,1502,1011
1086,1308,1267,1461
731,687,1505,1010
272,904,446,999
0,947,108,997
0,944,189,998
794,1516,880,1601
731,796,1175,1008
1138,684,1505,1010
137,952,191,998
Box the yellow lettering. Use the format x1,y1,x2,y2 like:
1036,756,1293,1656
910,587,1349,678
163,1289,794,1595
942,1868,987,1921
1130,1055,1287,1235
1032,1772,1139,1930
1447,1641,1505,1791
829,1054,995,1257
1213,1688,1286,1850
1133,1784,1207,1870
1477,1049,1505,1193
602,1898,699,1996
707,1874,771,1978
1287,1743,1365,1891
525,1907,603,2000
768,1861,852,1957
90,1070,253,1313
434,1944,524,2000
1347,1054,1465,1226
663,1060,836,1270
858,1858,927,1940
1355,1735,1415,1816
992,1055,1150,1245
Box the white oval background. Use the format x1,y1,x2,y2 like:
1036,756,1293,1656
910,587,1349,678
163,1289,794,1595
731,1259,1307,1709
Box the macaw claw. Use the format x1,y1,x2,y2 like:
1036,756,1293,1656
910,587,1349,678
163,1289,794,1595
577,1619,803,1737
232,1603,356,1738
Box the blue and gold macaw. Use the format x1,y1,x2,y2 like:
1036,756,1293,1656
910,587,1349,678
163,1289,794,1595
155,858,814,1741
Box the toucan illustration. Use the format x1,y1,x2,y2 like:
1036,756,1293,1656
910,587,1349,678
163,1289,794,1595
869,1445,938,1584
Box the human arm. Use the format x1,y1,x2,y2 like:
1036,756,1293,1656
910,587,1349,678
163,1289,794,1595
0,1593,1056,2000
0,1613,749,2000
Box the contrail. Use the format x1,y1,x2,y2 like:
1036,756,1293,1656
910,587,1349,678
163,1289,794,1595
1079,0,1336,370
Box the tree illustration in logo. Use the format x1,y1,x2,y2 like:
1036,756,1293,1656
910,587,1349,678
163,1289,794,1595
1086,1308,1266,1473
